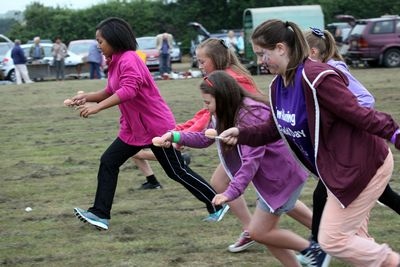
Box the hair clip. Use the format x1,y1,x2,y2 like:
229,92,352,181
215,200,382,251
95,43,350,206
203,76,214,87
310,27,325,38
219,39,228,49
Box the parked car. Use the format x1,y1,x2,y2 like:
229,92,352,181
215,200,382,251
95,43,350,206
326,22,353,57
1,43,84,82
188,22,245,69
26,39,53,44
136,36,160,71
136,36,181,71
0,34,12,43
327,15,356,41
68,39,97,61
171,40,182,63
345,15,400,67
0,34,13,79
0,42,13,63
68,39,108,78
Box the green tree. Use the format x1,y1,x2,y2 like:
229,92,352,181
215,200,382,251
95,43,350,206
5,0,400,54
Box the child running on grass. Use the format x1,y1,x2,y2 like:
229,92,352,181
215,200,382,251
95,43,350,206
156,70,329,266
218,19,400,266
69,17,229,231
298,27,400,265
123,38,315,253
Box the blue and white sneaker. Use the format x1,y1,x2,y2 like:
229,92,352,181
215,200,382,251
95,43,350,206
203,205,230,222
296,253,309,266
74,207,109,231
301,241,331,267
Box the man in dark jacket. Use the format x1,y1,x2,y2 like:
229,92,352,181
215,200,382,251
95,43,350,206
11,39,33,84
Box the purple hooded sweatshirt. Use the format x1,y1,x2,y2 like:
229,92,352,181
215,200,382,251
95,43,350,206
178,97,307,212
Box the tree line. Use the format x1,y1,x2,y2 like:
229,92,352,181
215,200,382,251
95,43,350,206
1,0,399,54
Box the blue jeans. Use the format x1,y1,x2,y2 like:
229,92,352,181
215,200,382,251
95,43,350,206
159,53,171,74
89,62,101,79
54,60,65,80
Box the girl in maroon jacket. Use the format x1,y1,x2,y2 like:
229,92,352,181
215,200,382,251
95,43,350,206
219,19,400,267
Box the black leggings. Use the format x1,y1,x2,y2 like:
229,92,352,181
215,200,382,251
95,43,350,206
311,179,400,242
88,137,221,219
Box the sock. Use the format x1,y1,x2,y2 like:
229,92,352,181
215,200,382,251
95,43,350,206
146,174,158,184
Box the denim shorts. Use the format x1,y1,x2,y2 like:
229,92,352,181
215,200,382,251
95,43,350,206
257,183,304,215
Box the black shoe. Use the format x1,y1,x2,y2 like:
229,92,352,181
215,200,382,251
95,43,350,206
182,153,191,165
138,181,163,190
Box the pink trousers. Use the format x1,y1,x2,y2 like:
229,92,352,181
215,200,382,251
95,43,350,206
319,149,399,267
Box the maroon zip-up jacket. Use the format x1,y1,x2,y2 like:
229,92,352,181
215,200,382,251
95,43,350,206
237,58,399,207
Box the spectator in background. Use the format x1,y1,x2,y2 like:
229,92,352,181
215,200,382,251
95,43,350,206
29,36,45,62
52,37,68,81
236,31,245,57
11,39,33,85
87,42,103,79
225,30,244,57
156,31,173,76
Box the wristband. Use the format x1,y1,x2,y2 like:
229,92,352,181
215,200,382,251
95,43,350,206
171,131,181,143
390,129,400,144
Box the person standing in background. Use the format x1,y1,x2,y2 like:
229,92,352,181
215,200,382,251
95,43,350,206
87,42,103,79
225,30,244,57
156,31,173,76
52,37,68,81
11,39,33,85
236,31,245,57
29,36,44,62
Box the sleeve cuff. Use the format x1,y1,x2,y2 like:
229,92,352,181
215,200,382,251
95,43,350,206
390,129,400,144
170,131,181,143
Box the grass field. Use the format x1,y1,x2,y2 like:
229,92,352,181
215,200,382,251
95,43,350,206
1,67,399,267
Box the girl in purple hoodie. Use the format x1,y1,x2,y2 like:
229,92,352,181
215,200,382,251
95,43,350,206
157,70,329,266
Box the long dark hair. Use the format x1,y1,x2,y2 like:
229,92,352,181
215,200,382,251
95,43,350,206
200,71,267,145
96,17,137,52
251,19,309,85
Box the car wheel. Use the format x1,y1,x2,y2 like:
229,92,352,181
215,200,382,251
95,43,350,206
7,69,16,82
383,48,400,68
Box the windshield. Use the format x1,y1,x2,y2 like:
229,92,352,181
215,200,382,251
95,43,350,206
69,42,95,55
137,38,156,50
350,24,366,35
0,43,11,55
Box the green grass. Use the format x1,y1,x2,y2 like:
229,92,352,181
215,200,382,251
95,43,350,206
1,68,399,267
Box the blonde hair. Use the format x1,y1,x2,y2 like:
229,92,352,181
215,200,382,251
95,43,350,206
305,29,343,62
196,38,264,95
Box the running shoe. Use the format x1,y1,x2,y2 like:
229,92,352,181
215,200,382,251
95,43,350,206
203,205,230,222
74,207,109,230
228,230,256,252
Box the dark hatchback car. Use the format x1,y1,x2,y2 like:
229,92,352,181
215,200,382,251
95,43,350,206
346,15,400,67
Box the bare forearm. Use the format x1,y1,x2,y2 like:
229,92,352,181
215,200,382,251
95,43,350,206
97,93,121,111
84,89,110,103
